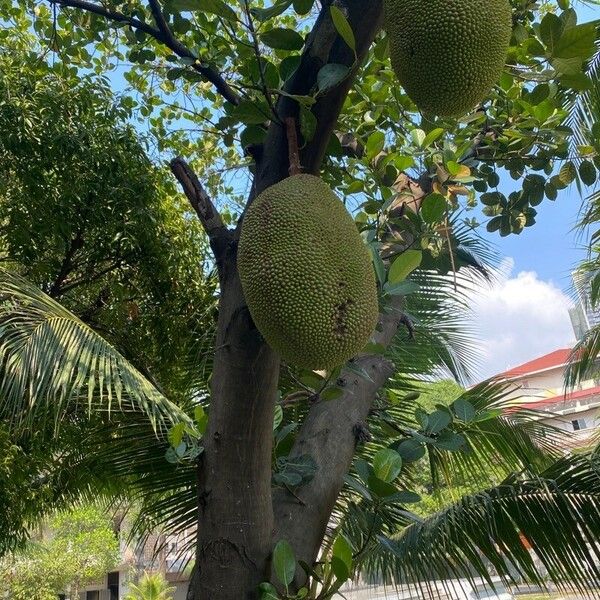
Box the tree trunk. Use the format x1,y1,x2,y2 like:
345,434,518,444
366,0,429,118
190,2,385,597
193,246,280,599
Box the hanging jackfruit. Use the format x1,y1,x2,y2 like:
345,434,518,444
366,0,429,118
238,174,379,370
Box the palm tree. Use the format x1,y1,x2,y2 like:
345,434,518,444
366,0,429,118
123,572,176,600
4,263,600,599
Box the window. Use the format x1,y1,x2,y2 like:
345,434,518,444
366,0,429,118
572,418,588,431
86,592,99,600
107,571,119,600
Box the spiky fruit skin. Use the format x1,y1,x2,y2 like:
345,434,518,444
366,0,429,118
384,0,512,117
238,174,379,370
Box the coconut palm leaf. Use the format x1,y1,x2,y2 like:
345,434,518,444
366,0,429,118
368,453,600,596
0,270,189,433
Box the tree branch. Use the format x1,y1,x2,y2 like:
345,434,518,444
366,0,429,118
253,0,383,197
47,0,240,105
272,173,422,582
170,157,231,273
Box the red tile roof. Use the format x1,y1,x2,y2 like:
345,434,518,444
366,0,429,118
497,348,572,379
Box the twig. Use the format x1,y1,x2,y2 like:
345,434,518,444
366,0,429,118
285,117,302,176
241,0,278,121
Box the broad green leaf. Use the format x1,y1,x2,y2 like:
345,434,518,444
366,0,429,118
332,534,353,574
194,405,208,435
293,0,314,15
395,439,426,463
579,160,597,186
258,582,279,600
539,12,563,51
422,127,445,148
426,409,452,434
251,0,292,21
367,474,398,497
420,193,447,224
169,0,237,21
388,250,422,284
552,23,596,59
316,63,349,93
329,6,356,51
168,422,185,448
559,161,577,184
373,448,403,482
366,131,385,160
452,398,476,422
273,540,296,587
410,128,426,147
299,105,317,142
261,28,305,51
233,101,269,124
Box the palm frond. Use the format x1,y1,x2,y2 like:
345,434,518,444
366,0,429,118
367,453,600,596
0,270,189,433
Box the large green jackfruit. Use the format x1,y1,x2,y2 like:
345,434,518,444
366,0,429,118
384,0,512,117
238,174,379,370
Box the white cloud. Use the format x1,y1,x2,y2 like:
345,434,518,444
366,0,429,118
468,258,576,382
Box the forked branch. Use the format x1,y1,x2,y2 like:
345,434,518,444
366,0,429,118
47,0,240,105
170,157,231,269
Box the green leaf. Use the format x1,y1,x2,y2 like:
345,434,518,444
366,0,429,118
559,72,592,90
426,410,452,434
382,280,419,296
329,6,356,51
293,0,314,15
299,105,317,143
251,0,292,21
433,431,466,451
170,0,237,21
366,131,385,160
233,101,269,124
559,161,577,185
258,582,279,600
367,474,398,497
452,398,476,422
396,439,426,463
194,405,208,435
388,250,422,284
420,193,447,224
528,83,550,105
373,448,403,483
551,23,596,59
273,540,296,587
421,127,445,148
539,12,563,51
579,160,597,186
168,422,185,448
261,28,305,51
410,128,426,147
332,534,353,575
316,63,349,93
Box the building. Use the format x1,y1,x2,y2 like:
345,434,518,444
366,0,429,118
569,269,600,340
495,347,600,448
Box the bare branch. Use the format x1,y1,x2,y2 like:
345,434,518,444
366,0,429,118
47,0,240,105
170,157,231,269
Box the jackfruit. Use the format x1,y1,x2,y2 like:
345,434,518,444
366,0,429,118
238,174,379,370
384,0,512,117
